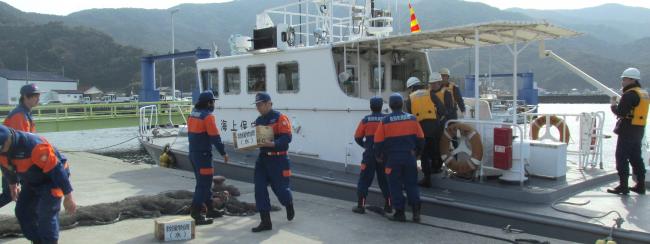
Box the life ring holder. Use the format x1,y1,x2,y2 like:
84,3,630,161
530,115,570,143
439,123,484,176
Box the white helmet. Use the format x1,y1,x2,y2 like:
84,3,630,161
429,72,443,83
439,68,450,76
406,77,422,88
621,67,641,80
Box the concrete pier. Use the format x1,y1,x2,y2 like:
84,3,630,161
1,152,567,243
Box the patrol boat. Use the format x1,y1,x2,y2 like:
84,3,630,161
139,1,650,243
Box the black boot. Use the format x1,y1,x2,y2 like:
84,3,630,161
251,211,272,233
412,203,421,223
383,198,392,214
286,204,295,221
206,202,223,218
607,176,629,195
418,175,432,188
389,209,406,222
190,206,214,225
630,175,646,195
352,196,365,214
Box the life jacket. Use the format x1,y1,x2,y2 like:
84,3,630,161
447,82,458,103
626,87,650,126
409,89,437,122
435,88,447,105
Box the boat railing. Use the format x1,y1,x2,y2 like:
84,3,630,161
138,103,192,140
138,105,158,138
445,119,527,186
520,112,606,169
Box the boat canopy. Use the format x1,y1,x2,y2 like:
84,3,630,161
334,21,581,51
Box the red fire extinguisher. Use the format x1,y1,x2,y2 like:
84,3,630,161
494,127,513,170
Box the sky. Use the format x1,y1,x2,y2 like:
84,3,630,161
2,0,650,16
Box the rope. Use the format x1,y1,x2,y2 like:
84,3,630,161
60,136,139,153
551,199,624,228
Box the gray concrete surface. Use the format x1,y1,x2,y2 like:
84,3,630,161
1,152,569,243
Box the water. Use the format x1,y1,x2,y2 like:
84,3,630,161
36,104,650,167
40,127,155,165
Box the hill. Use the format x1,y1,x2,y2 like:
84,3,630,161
0,2,146,91
1,0,649,92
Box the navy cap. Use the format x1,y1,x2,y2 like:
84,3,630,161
20,84,40,96
389,93,403,108
370,96,383,107
197,90,217,103
254,92,271,104
0,125,10,151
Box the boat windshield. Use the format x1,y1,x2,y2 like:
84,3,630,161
332,46,429,100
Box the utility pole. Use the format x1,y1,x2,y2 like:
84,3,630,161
25,49,29,85
171,9,179,100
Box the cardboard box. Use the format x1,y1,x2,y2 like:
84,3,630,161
233,126,274,150
154,217,195,241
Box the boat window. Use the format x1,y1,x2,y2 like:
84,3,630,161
392,57,427,92
277,62,299,93
200,69,219,97
247,64,266,93
339,66,357,96
370,63,386,91
224,67,241,94
391,65,406,92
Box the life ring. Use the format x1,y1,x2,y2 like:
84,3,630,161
439,123,484,175
530,115,570,143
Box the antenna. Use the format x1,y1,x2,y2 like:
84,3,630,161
25,49,29,85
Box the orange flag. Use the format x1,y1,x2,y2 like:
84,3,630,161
409,1,421,33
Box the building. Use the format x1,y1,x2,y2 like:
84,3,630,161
83,86,104,102
49,90,85,104
0,69,78,105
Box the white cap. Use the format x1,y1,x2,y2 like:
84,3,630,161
406,77,422,88
439,68,450,76
429,72,443,83
621,67,641,80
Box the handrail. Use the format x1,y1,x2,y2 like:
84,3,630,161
1,101,192,122
521,112,606,169
445,119,526,186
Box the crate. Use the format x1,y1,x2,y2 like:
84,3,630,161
233,126,274,150
154,217,195,241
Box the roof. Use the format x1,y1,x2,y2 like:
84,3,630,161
84,86,103,95
52,90,84,94
335,21,581,51
0,69,76,82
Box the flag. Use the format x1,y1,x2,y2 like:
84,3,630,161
409,1,421,33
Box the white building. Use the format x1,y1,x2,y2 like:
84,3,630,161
0,69,78,105
49,90,84,104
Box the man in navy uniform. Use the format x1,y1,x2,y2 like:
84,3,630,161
251,92,295,232
187,91,229,225
1,84,41,209
352,96,391,214
0,125,76,243
374,93,425,222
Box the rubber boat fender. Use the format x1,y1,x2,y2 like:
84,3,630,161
159,144,176,168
